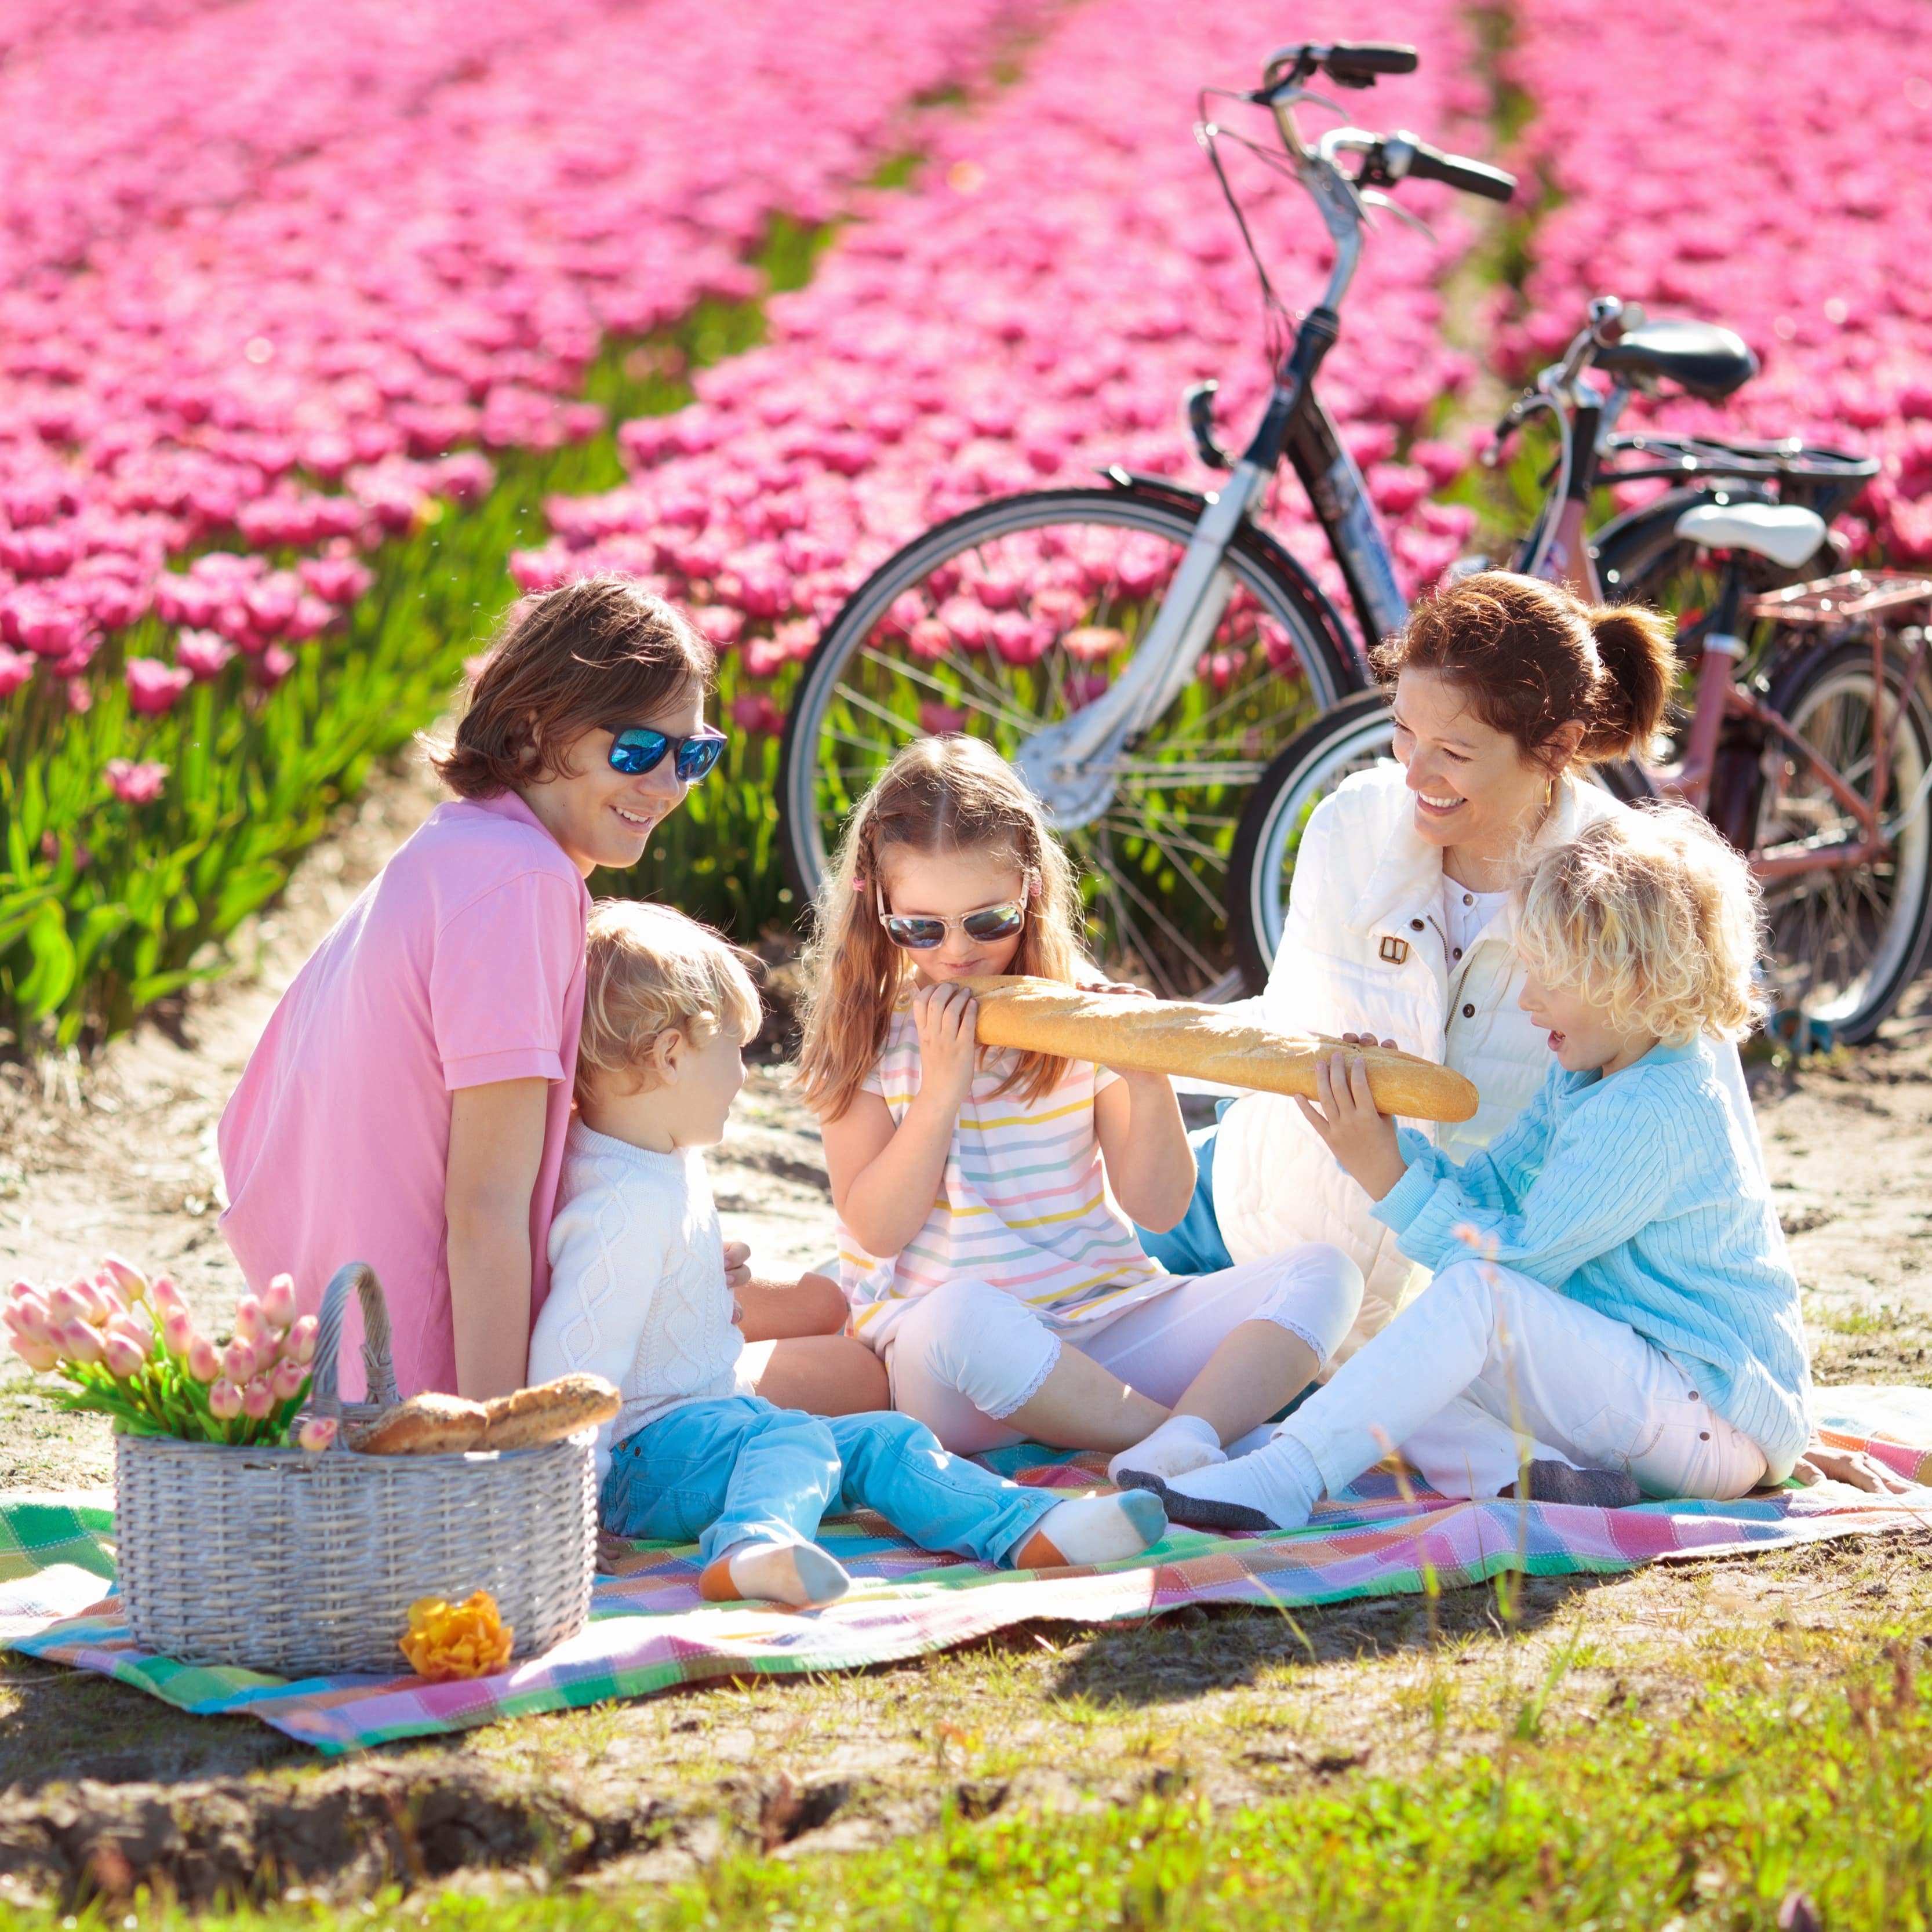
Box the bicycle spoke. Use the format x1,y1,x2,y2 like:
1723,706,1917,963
1102,802,1232,888
787,497,1348,998
823,720,911,761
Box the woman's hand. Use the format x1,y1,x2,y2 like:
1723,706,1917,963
1078,975,1154,999
722,1239,753,1297
1788,1436,1919,1494
912,982,980,1114
1294,1050,1409,1201
1340,1029,1400,1050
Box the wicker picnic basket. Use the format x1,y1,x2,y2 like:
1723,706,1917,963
113,1262,597,1676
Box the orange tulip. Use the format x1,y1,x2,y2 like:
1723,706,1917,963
399,1592,514,1682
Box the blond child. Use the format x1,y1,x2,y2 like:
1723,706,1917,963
1129,806,1814,1531
529,900,1167,1608
799,735,1365,1481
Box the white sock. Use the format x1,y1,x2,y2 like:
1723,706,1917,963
703,1540,851,1607
1124,1432,1325,1533
1106,1413,1225,1486
1015,1490,1167,1568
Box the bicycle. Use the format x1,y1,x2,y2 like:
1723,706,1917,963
1229,313,1918,1040
777,39,1518,999
777,39,1870,1002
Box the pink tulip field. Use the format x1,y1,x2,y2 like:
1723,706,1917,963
0,0,1036,1041
1,0,1926,1040
1504,0,1932,559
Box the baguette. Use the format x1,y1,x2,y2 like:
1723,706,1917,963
354,1391,489,1456
958,975,1478,1123
480,1372,621,1451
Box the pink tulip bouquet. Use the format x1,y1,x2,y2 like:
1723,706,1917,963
3,1257,337,1451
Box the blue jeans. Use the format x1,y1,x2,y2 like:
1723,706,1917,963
599,1395,1060,1569
1134,1123,1234,1275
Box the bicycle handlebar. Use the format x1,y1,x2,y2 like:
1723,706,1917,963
1258,41,1419,100
1323,42,1420,85
1377,132,1515,203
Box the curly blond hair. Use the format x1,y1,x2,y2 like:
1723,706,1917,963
577,899,762,1105
1513,806,1764,1044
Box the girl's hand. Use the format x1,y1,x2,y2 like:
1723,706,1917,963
913,982,980,1112
1340,1029,1400,1050
1789,1437,1918,1495
1294,1050,1409,1201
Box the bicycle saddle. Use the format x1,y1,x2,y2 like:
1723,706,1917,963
1594,319,1758,400
1673,500,1828,569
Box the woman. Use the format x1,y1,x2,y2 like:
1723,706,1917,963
1141,569,1898,1494
1144,571,1685,1348
219,574,886,1412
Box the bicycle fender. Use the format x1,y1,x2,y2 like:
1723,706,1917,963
1101,467,1366,690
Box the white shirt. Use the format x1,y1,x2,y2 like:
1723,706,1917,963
532,1119,745,1482
1440,881,1509,969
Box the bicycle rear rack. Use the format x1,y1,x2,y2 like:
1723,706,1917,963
1744,569,1932,626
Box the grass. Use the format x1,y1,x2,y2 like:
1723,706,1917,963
2,1531,1929,1924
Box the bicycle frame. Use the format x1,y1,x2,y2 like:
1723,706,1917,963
1012,60,1431,825
1663,570,1932,880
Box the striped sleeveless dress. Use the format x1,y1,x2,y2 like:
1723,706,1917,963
838,991,1168,1350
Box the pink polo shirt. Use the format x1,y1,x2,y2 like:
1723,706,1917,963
219,791,590,1399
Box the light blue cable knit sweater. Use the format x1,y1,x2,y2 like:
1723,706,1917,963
1371,1036,1812,1479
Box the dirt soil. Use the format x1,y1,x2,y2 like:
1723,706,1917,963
1,755,1929,1906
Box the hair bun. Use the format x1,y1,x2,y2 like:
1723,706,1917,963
1581,602,1676,761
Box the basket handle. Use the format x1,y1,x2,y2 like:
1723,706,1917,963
310,1262,401,1433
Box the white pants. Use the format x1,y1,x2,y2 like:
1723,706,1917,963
1282,1258,1769,1502
886,1246,1365,1456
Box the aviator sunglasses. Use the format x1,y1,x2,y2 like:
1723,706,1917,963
604,722,728,783
876,890,1032,952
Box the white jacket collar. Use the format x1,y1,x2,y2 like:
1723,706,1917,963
1343,771,1613,937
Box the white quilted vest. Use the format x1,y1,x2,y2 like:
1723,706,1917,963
1210,761,1762,1360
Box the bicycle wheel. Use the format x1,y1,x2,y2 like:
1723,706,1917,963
1227,693,1657,992
1751,638,1932,1042
1225,689,1395,992
777,486,1356,997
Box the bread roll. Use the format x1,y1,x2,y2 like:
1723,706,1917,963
959,975,1478,1123
481,1373,621,1451
355,1391,489,1456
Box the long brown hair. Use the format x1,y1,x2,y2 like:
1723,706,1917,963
433,576,714,798
796,736,1086,1122
1373,570,1675,769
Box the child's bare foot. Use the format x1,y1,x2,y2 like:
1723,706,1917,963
1012,1490,1167,1569
700,1539,851,1606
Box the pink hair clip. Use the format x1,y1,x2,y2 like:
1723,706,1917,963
852,875,869,893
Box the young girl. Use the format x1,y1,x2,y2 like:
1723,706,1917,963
532,901,1167,1607
799,735,1366,1480
220,576,876,1411
1127,806,1814,1531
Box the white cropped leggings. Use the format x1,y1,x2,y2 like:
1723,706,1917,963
885,1246,1365,1456
1283,1257,1770,1502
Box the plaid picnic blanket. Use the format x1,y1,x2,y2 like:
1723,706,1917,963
3,1387,1926,1755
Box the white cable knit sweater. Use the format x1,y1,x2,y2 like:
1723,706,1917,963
530,1119,744,1483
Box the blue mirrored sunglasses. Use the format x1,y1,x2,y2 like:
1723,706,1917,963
605,723,727,782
